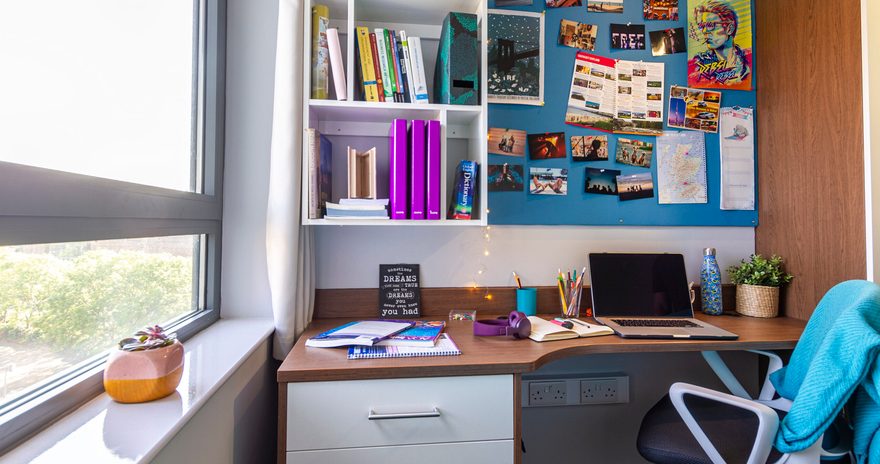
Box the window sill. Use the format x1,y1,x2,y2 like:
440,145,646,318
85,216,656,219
2,318,274,463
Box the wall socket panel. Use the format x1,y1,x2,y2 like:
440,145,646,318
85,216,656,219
522,375,629,407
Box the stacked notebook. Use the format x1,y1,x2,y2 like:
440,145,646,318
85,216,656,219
324,199,389,220
349,333,461,359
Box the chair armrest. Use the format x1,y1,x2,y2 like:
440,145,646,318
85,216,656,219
669,382,779,464
746,350,784,402
701,350,788,405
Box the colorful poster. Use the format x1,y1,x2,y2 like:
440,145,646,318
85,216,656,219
488,10,544,106
644,0,679,20
656,131,708,204
686,0,753,90
719,107,755,210
565,52,617,132
588,0,623,13
667,85,721,133
614,60,664,135
559,20,598,51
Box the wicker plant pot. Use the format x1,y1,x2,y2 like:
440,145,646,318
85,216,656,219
735,284,780,318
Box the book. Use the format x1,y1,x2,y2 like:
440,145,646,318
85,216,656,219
408,37,430,103
381,29,398,100
347,146,377,199
348,333,461,359
526,316,614,342
434,12,479,105
306,128,332,219
325,202,388,218
448,160,478,220
376,320,446,347
388,30,404,102
305,320,414,348
399,31,417,103
355,26,380,102
426,120,441,220
393,31,411,103
409,119,426,220
326,28,346,100
339,198,389,207
389,119,408,219
368,33,385,102
374,29,393,102
310,5,330,99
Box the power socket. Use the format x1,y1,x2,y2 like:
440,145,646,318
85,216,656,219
580,376,628,404
528,381,568,406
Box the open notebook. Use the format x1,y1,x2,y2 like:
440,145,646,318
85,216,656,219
527,317,613,342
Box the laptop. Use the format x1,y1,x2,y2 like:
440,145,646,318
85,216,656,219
588,253,738,340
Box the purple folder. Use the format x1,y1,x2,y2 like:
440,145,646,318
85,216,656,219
409,120,426,220
426,120,441,220
389,119,408,219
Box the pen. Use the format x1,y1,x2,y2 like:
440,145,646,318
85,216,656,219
512,271,522,289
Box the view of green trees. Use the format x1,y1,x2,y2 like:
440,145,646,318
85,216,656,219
0,246,194,357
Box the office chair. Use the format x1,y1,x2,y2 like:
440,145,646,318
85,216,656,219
636,280,880,464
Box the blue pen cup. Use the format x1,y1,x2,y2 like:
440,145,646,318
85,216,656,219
516,288,538,316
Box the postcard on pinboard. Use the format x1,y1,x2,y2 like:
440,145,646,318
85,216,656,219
667,85,721,133
616,138,654,168
488,127,527,156
488,163,524,192
546,0,582,7
529,167,568,195
585,167,620,195
559,19,598,51
644,0,679,20
528,132,567,159
496,0,533,5
610,24,645,50
686,0,753,90
649,28,686,56
488,10,544,105
571,135,609,161
616,172,654,201
588,0,623,13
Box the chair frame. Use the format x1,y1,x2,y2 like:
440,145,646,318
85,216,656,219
666,350,852,464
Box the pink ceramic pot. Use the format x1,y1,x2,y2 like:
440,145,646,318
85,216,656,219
103,340,184,403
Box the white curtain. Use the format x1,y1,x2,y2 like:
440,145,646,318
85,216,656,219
267,0,315,360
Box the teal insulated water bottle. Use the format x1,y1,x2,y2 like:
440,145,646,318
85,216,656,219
700,248,723,315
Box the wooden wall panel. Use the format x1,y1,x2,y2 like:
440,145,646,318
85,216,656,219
755,0,866,320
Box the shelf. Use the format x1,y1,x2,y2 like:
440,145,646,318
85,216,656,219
354,0,483,26
305,218,487,226
309,99,480,123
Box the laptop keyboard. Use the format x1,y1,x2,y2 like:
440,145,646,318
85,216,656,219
611,319,701,328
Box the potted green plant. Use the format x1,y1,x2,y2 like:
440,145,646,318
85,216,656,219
103,325,184,403
728,254,794,317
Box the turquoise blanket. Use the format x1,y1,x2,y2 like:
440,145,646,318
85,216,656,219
769,280,880,462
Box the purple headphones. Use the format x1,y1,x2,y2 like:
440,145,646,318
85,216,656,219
473,311,531,339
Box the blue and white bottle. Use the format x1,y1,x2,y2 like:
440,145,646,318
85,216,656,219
700,248,723,315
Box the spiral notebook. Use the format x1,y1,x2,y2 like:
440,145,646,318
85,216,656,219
348,333,461,359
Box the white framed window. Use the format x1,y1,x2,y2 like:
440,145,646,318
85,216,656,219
0,0,225,450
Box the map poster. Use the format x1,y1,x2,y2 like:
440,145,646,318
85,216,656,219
656,131,708,204
686,0,753,90
379,264,421,318
488,10,544,105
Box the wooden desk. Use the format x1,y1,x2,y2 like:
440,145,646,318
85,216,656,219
278,314,804,464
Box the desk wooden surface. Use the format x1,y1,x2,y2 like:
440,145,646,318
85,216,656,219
277,313,805,383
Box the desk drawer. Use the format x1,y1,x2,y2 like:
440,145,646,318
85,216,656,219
286,374,513,450
286,440,514,464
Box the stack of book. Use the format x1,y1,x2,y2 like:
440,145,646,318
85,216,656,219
325,198,389,220
355,27,429,103
304,320,460,359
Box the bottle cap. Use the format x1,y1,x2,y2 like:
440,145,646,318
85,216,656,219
703,248,716,256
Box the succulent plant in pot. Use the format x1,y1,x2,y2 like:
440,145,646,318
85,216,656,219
727,254,793,318
103,325,184,403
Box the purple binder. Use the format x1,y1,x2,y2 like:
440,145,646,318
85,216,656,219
426,120,441,220
409,120,426,220
389,119,409,219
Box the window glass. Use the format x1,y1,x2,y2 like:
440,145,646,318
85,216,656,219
0,0,197,191
0,235,198,407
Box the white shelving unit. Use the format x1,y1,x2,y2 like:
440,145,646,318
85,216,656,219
301,0,488,226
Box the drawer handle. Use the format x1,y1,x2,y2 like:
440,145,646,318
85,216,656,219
367,407,441,420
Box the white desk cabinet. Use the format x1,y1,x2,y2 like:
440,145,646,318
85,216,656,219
286,374,514,463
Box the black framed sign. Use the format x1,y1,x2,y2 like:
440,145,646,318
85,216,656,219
379,264,421,318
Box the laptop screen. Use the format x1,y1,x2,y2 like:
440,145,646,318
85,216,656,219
588,253,693,318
